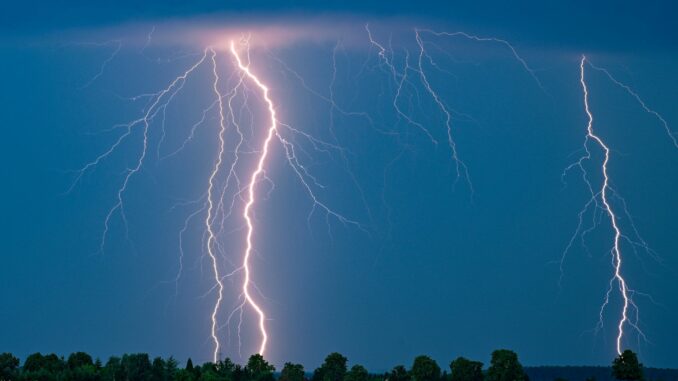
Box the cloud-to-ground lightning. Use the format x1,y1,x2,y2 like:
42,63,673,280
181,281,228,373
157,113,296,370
68,19,674,363
578,55,632,355
205,47,227,362
561,55,674,356
229,39,273,357
73,30,369,360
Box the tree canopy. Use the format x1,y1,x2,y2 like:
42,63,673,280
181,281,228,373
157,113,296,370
313,353,348,381
410,356,441,381
0,349,648,381
612,350,644,381
450,357,483,381
485,350,527,381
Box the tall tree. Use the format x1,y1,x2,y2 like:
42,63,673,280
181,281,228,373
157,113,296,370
175,369,196,381
313,353,348,381
165,357,179,380
200,362,225,381
121,353,152,381
232,364,245,381
486,350,527,381
68,352,95,370
612,350,643,381
345,365,369,381
0,353,20,381
245,354,275,381
387,365,410,381
410,356,441,381
209,358,235,381
449,357,483,381
101,356,124,381
150,357,167,381
69,364,100,381
280,363,305,381
23,353,65,374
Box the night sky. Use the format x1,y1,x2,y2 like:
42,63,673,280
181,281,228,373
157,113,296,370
1,0,677,371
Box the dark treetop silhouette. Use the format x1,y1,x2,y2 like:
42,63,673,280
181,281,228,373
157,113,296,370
0,349,653,381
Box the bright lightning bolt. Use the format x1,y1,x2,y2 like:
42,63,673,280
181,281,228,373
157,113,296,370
69,21,675,363
576,55,633,355
205,47,227,362
229,39,272,357
225,37,364,357
562,54,674,356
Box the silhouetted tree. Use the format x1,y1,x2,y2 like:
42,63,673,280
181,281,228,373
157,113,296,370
0,353,20,381
387,366,410,381
486,350,527,381
231,364,246,381
101,356,124,381
313,353,348,381
245,354,275,381
280,363,305,381
345,365,369,381
410,356,440,381
150,357,168,381
200,361,233,381
23,353,65,374
165,357,179,380
22,353,65,381
68,352,94,370
69,364,100,381
175,369,196,381
612,350,643,381
121,353,152,381
199,358,235,381
450,357,483,381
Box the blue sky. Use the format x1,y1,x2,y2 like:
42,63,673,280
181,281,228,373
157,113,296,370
1,0,677,371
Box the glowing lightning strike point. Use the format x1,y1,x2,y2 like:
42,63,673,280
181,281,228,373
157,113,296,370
580,55,631,355
205,47,227,362
229,39,271,356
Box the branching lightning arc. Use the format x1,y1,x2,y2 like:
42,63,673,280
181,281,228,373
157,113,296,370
68,22,674,362
561,55,674,355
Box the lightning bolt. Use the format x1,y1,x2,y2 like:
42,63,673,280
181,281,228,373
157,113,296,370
573,55,632,355
225,37,364,357
72,24,674,363
562,55,673,355
581,55,633,355
229,39,273,357
78,39,123,89
75,33,367,360
205,47,228,362
69,49,209,252
586,61,678,148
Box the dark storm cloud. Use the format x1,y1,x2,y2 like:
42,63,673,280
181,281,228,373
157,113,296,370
2,0,677,53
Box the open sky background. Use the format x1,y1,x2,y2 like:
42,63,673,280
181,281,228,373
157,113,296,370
1,0,677,371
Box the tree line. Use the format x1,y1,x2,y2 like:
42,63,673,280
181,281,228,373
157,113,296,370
0,348,644,381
